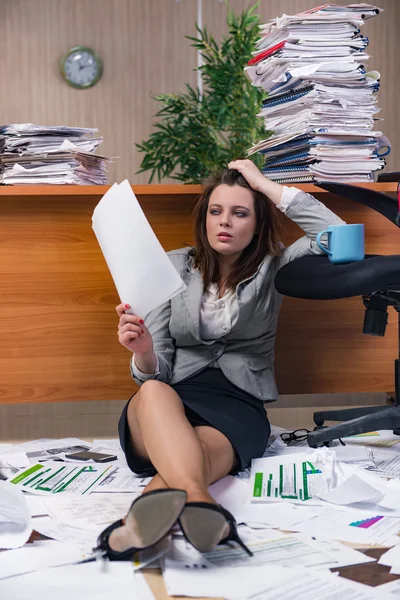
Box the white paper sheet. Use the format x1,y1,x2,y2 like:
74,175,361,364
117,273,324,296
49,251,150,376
237,502,321,529
2,438,92,462
291,509,400,546
163,562,295,600
0,540,87,580
344,431,400,449
376,579,400,596
208,475,248,521
167,527,375,571
247,569,389,600
370,453,400,479
92,439,122,450
0,481,32,549
92,180,186,318
25,495,49,517
94,467,150,493
0,560,143,599
32,516,102,551
0,452,29,469
317,473,384,506
45,493,139,525
379,545,400,568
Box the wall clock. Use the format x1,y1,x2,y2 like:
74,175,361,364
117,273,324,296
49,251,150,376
60,46,103,89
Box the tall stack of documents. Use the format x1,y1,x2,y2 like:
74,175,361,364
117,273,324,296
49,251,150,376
246,4,388,183
0,124,115,185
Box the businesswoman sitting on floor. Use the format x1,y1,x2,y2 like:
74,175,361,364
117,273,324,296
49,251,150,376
97,159,344,560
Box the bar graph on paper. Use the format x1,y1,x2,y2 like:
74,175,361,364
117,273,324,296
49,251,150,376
252,460,323,502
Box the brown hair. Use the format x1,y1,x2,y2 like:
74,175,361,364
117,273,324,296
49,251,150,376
191,169,282,292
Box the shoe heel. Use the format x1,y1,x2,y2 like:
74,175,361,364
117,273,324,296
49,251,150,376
228,530,253,557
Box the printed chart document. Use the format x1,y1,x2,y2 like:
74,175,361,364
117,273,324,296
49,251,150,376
291,509,400,546
247,569,387,600
8,461,114,496
1,438,92,462
250,453,333,504
166,527,374,571
93,467,150,493
249,451,384,506
92,180,186,318
344,431,400,449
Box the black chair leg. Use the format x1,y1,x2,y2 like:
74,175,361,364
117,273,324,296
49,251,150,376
313,405,389,427
308,405,400,447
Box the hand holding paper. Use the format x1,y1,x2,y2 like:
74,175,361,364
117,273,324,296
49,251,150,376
92,180,186,318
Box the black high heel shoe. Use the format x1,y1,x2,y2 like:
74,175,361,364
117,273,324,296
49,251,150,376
179,502,253,556
96,488,187,561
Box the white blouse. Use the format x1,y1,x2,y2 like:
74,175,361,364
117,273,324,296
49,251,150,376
131,185,300,380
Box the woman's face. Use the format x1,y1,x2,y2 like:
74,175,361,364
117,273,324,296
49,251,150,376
206,184,257,258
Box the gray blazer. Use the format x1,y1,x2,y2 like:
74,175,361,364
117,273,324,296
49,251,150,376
131,191,345,402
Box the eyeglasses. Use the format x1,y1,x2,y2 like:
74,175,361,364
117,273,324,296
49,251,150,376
280,429,346,446
280,429,310,443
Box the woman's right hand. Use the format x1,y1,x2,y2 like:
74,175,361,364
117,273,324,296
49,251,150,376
116,303,154,355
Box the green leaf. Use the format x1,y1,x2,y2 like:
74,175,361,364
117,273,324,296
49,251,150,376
136,2,269,184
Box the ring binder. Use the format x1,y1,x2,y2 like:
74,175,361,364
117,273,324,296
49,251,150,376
247,4,388,184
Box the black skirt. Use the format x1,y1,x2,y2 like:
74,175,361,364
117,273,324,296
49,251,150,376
118,367,270,477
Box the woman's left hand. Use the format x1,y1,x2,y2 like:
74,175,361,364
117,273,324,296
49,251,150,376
228,159,267,193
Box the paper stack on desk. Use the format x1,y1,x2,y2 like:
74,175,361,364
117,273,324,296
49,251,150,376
246,4,389,183
0,123,115,184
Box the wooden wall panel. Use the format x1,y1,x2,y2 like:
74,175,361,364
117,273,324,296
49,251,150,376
0,186,397,404
0,0,397,184
0,191,197,404
0,0,198,184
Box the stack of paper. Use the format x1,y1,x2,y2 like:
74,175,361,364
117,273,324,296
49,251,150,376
0,123,115,184
246,4,389,183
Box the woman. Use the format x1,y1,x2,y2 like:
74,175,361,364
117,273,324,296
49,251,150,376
97,159,345,560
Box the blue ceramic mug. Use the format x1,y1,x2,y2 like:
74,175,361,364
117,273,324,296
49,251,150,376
316,224,365,264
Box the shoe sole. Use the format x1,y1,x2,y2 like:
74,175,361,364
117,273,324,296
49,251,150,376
180,505,228,553
126,489,187,548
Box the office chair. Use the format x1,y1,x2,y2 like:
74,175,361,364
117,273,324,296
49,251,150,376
377,172,400,183
274,181,400,448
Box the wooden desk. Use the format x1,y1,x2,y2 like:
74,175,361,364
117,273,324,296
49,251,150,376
0,183,397,404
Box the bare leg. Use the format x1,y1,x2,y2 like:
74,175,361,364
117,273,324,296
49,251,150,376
143,473,168,493
110,382,235,551
132,380,236,502
125,389,168,491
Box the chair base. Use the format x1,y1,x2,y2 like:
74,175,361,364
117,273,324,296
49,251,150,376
307,405,400,448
